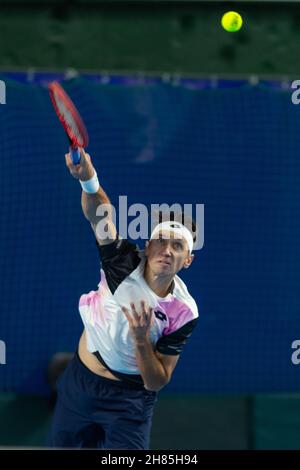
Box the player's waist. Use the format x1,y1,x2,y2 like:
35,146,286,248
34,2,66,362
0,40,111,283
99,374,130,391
92,350,146,389
76,350,146,391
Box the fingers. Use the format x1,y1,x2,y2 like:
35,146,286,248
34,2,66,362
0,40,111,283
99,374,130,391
64,154,79,180
121,301,155,344
141,301,154,326
79,148,92,167
131,301,149,326
122,301,153,327
150,309,155,326
65,148,90,167
65,152,72,167
140,300,151,326
65,151,79,168
121,306,132,325
78,148,86,163
130,302,141,326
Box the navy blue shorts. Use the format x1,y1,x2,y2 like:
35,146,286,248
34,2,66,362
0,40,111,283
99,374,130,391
46,352,158,449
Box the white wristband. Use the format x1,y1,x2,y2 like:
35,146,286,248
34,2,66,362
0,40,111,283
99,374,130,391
79,171,100,194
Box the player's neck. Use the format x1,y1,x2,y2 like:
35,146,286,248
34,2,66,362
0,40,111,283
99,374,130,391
143,264,174,298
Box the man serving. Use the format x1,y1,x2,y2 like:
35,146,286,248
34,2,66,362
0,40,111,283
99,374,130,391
46,149,199,449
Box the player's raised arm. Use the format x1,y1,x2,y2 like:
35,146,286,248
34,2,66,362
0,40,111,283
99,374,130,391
65,148,117,245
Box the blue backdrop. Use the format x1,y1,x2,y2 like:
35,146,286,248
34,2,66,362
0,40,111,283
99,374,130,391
0,72,299,394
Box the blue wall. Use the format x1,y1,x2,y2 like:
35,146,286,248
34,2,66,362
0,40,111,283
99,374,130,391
0,74,299,394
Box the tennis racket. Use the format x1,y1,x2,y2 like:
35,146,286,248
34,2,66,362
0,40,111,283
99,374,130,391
48,81,89,165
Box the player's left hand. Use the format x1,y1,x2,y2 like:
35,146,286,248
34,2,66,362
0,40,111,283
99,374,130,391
121,301,155,344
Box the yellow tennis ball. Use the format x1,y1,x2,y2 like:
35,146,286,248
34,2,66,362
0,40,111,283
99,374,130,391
221,11,243,32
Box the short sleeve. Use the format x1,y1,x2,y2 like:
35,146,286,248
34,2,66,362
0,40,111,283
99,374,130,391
97,236,141,294
155,318,198,356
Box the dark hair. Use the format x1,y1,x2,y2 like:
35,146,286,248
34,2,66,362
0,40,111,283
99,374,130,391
153,210,198,243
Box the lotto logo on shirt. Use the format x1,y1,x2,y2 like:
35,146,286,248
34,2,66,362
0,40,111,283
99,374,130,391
154,310,168,322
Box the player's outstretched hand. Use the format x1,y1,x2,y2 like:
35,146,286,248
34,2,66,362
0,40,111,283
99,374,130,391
65,148,95,182
121,301,155,344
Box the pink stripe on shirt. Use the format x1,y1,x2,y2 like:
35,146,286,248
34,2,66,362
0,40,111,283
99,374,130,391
158,298,195,335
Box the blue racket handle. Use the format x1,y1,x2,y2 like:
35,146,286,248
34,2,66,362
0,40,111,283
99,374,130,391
71,147,81,165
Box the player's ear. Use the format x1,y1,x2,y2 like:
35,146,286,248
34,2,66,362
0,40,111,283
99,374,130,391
145,240,150,256
183,253,194,269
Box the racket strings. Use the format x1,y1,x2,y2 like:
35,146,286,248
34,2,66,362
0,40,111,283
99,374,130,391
54,92,83,144
49,81,89,148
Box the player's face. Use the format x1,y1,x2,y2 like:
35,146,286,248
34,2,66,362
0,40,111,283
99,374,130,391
145,230,194,275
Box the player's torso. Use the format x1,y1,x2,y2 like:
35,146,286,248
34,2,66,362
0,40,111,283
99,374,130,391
99,264,170,343
79,265,173,372
79,254,197,374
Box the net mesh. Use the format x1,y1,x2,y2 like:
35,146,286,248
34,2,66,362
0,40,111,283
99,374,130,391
0,74,299,394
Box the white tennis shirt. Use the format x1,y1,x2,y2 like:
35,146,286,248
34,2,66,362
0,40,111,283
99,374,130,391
78,236,199,385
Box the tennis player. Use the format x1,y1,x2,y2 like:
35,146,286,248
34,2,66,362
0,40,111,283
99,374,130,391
46,149,199,449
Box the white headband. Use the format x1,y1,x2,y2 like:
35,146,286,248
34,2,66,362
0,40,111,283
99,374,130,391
150,221,194,253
